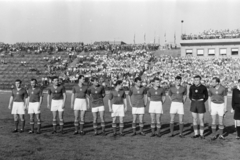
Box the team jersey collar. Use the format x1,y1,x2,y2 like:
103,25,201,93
53,84,60,90
135,86,141,90
153,86,158,90
93,84,100,89
194,84,201,87
215,85,220,90
115,88,120,92
237,86,240,90
175,85,181,89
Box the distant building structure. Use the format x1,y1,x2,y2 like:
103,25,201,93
94,41,126,45
180,38,240,57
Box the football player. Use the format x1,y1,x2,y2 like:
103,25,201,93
189,75,208,139
128,77,147,136
47,76,66,134
71,75,89,135
108,80,127,136
208,77,227,140
147,77,166,137
26,79,43,134
88,77,106,135
168,76,187,138
8,79,28,133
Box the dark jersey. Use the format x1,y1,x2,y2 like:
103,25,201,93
48,85,66,100
72,85,88,99
189,84,208,102
209,85,227,104
147,87,165,101
232,88,240,110
28,87,43,102
109,89,126,104
169,86,187,102
87,85,105,108
129,86,147,107
12,88,28,102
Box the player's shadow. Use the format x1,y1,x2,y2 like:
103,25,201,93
41,123,57,132
103,121,134,135
63,121,94,133
143,124,151,134
141,123,170,135
40,121,108,133
160,123,183,136
181,123,193,136
223,125,236,137
204,124,212,137
77,121,115,135
182,123,212,137
122,121,149,135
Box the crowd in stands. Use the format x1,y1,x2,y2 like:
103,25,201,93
0,42,159,54
0,42,84,53
2,41,240,91
64,50,240,92
182,29,240,40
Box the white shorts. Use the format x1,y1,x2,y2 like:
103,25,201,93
92,106,105,113
149,101,163,114
28,102,40,114
74,98,87,111
111,104,125,117
51,100,64,112
132,107,145,115
211,102,225,116
11,102,25,115
170,102,184,115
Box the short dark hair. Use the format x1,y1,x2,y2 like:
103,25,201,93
212,77,220,83
52,76,59,81
134,77,141,83
31,78,37,83
154,77,160,82
91,77,98,82
114,80,123,87
194,75,201,80
175,76,182,80
78,75,84,81
15,79,22,84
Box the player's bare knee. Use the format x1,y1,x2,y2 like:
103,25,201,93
219,122,223,126
192,117,197,122
151,118,155,123
20,117,25,121
119,119,124,124
80,118,84,122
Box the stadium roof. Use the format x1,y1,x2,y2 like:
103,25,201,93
108,41,126,45
180,38,240,46
94,41,126,45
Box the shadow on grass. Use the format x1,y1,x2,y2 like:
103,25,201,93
182,123,213,137
38,121,237,137
223,125,236,137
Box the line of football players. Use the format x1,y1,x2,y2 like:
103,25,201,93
8,75,240,140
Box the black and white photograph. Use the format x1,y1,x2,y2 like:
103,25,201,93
0,0,240,159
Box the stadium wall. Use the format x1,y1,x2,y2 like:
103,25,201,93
180,38,240,58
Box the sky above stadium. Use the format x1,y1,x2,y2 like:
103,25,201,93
0,0,240,44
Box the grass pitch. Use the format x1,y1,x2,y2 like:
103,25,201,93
0,92,239,160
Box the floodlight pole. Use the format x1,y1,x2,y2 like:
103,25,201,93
181,20,184,39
